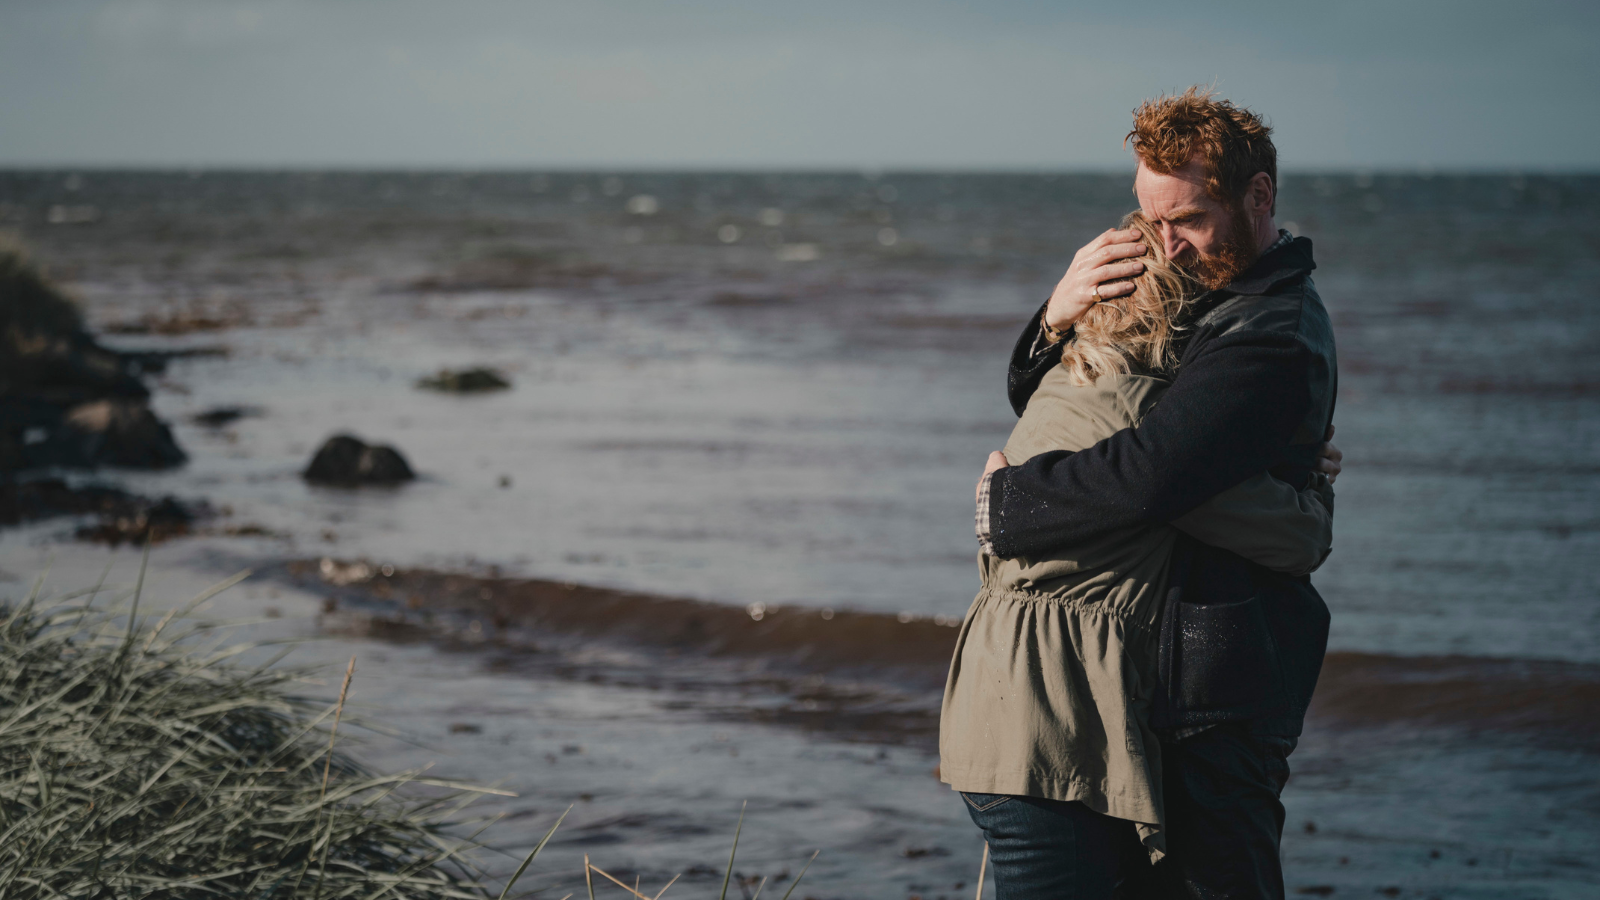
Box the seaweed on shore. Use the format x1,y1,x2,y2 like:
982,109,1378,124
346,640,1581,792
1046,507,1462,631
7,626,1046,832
417,367,512,394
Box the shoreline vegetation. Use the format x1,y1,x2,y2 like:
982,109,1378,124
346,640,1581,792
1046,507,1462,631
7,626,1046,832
0,565,822,900
0,568,515,897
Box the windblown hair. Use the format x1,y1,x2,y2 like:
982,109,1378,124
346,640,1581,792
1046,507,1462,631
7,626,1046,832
1126,86,1277,214
1059,212,1194,386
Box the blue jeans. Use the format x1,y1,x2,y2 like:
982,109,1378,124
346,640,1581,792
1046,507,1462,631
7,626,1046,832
962,725,1298,900
961,792,1146,900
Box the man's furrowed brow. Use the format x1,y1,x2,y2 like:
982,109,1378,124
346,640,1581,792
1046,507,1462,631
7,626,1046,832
1154,207,1209,224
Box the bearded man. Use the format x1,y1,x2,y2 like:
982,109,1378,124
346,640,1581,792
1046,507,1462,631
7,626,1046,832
976,88,1341,898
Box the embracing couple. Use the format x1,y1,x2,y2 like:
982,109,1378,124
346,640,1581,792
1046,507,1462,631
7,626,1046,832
939,88,1341,899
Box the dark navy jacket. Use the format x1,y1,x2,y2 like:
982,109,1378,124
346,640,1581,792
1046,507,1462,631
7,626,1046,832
989,236,1337,735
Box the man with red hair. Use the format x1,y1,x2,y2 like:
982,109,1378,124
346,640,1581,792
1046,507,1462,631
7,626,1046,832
976,88,1341,897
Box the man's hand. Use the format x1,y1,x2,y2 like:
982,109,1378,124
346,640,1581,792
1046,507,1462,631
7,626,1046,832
1318,425,1342,484
1045,228,1147,333
978,450,1009,504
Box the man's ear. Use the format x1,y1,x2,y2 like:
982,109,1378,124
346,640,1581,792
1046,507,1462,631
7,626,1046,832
1246,171,1275,217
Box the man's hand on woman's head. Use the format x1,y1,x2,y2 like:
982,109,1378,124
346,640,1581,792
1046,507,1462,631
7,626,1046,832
1045,228,1147,334
1317,425,1342,484
977,450,1010,504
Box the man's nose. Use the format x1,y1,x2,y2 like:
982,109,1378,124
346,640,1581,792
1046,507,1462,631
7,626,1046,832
1161,225,1184,260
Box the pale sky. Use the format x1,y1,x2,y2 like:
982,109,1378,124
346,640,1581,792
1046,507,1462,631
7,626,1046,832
1,0,1595,170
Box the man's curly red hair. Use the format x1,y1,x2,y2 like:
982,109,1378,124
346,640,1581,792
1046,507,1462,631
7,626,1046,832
1126,87,1277,214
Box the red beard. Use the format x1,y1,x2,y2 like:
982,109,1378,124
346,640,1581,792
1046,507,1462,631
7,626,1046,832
1182,204,1259,291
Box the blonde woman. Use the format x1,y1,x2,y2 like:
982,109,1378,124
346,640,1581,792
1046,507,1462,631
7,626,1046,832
939,211,1334,897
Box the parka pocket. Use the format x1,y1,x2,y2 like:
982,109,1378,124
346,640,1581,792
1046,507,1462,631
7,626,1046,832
1171,596,1286,716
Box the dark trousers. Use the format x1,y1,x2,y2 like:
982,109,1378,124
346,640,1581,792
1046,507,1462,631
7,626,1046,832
963,725,1297,900
961,791,1147,899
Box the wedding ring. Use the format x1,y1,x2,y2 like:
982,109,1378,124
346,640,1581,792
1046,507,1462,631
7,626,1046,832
1090,284,1102,303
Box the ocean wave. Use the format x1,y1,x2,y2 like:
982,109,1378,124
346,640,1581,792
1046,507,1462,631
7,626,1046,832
279,557,1600,751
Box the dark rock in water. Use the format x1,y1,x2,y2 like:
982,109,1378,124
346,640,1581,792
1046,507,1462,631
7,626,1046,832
416,367,510,393
304,434,415,486
192,405,262,428
358,446,413,483
33,399,187,469
75,496,195,546
0,477,197,545
305,436,367,484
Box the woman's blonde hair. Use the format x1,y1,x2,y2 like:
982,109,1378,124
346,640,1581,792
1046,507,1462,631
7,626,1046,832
1059,211,1195,386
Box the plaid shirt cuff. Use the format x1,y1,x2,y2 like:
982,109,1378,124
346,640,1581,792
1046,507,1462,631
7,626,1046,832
975,470,997,556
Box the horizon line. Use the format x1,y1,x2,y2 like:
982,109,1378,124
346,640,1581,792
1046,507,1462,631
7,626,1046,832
1,162,1593,177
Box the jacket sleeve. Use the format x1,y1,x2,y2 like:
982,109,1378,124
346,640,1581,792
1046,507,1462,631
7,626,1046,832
987,329,1314,559
1171,473,1334,576
1007,301,1065,416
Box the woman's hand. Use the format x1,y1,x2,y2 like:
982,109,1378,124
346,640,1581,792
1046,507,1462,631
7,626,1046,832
977,450,1010,504
1045,228,1147,333
1318,425,1342,484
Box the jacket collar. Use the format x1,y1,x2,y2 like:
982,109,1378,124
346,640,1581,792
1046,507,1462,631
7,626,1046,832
1183,236,1316,325
1223,235,1316,297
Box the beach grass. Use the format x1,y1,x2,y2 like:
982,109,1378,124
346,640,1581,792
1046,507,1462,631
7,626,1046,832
0,562,514,898
0,561,823,899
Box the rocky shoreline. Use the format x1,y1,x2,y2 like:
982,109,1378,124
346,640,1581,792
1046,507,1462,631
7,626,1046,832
0,242,186,473
0,241,209,544
0,241,421,542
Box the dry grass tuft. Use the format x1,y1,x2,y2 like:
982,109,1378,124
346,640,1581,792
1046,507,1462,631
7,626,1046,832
0,566,519,898
0,562,820,899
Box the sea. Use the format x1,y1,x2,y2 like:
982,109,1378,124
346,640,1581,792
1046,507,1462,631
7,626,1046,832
1,170,1596,897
